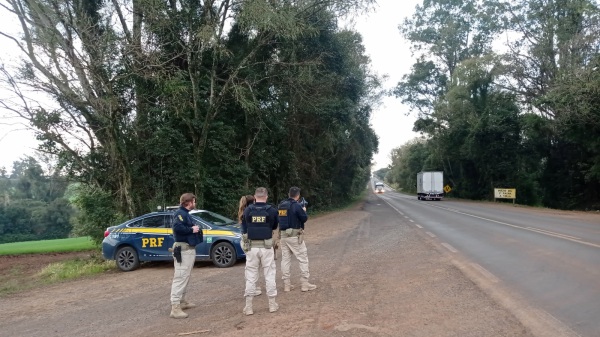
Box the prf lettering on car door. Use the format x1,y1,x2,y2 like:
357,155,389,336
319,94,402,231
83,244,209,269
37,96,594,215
141,237,164,247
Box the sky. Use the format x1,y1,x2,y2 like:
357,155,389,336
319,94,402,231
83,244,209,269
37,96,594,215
352,0,422,170
0,0,421,172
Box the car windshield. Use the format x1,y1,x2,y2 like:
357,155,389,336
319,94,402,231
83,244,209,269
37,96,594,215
191,211,237,227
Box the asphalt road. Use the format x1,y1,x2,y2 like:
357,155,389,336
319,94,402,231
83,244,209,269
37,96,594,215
376,186,600,337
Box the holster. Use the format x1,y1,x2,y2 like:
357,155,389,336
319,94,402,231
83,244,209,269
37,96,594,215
242,234,250,252
173,245,182,263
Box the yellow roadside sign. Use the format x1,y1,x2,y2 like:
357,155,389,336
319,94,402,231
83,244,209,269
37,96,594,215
494,188,516,199
444,185,452,193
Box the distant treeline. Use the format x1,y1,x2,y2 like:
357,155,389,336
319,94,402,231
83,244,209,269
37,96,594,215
384,0,600,210
0,158,73,244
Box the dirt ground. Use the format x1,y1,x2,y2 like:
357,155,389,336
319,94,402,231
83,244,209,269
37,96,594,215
1,195,595,337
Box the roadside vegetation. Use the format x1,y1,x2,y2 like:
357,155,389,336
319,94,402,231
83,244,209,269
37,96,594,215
385,0,600,211
0,237,112,297
0,237,96,255
1,254,114,297
37,256,114,283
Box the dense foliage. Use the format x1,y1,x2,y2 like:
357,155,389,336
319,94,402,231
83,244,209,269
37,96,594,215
0,158,73,243
0,0,379,241
388,0,600,210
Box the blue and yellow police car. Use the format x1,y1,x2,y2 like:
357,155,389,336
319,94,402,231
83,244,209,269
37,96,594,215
102,208,245,271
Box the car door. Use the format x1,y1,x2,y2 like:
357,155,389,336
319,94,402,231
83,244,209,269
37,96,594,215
135,214,172,260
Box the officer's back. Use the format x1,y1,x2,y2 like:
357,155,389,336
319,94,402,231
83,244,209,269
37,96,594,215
278,197,308,231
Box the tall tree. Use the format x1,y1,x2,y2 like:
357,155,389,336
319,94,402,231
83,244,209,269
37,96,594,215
499,0,600,208
394,0,499,118
0,0,376,218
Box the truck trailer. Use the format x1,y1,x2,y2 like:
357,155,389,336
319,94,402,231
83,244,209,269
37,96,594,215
417,171,444,201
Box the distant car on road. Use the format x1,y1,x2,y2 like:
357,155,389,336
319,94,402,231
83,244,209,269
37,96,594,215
102,209,245,271
375,182,385,194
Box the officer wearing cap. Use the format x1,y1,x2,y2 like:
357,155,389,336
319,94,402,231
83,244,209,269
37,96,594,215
169,193,203,319
278,186,316,292
241,187,280,315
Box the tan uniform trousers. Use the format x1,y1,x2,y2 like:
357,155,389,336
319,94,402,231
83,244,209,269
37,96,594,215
245,247,277,297
280,236,310,282
170,248,195,305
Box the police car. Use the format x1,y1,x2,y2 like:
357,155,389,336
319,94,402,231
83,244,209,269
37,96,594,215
102,208,245,271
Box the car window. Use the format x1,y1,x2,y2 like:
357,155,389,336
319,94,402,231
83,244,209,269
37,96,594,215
142,215,167,228
192,211,237,226
128,218,145,227
191,217,209,229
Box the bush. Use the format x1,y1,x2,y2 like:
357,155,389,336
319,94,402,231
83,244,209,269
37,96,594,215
70,184,127,244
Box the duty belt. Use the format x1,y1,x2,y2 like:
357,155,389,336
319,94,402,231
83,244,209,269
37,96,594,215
249,239,273,248
280,228,301,238
173,242,195,251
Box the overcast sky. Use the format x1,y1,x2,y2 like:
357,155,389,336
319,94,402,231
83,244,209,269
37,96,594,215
0,0,421,172
353,0,422,170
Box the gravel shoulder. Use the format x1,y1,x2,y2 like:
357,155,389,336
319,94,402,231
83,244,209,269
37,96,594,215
0,194,574,336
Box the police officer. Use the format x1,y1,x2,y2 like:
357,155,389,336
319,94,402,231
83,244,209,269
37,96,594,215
169,193,203,319
278,186,316,292
241,187,279,315
238,194,264,296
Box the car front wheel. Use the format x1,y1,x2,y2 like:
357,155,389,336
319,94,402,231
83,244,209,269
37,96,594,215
116,246,140,271
211,242,236,268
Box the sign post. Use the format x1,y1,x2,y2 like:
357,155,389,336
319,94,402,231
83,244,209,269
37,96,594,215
494,188,516,205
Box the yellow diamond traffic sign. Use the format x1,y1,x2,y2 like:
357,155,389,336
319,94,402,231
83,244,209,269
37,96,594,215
444,185,452,193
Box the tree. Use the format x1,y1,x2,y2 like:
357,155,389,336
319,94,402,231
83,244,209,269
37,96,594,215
0,0,377,216
389,0,600,209
498,0,600,208
394,0,499,118
386,138,432,193
498,0,600,118
0,157,73,243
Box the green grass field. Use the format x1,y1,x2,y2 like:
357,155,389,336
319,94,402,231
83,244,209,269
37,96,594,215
0,237,96,255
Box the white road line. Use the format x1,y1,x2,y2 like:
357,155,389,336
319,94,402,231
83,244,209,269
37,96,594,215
409,219,414,222
404,216,409,219
425,204,600,249
426,231,436,238
416,224,423,228
525,227,581,240
471,263,499,283
441,243,457,253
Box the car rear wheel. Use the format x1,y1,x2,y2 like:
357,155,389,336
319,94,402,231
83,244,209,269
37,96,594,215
211,242,236,268
116,246,140,271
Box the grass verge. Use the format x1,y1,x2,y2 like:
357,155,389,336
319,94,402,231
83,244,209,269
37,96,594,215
0,237,96,255
0,252,115,297
38,255,115,283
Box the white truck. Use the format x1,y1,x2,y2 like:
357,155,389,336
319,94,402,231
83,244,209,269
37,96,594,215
417,171,444,201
